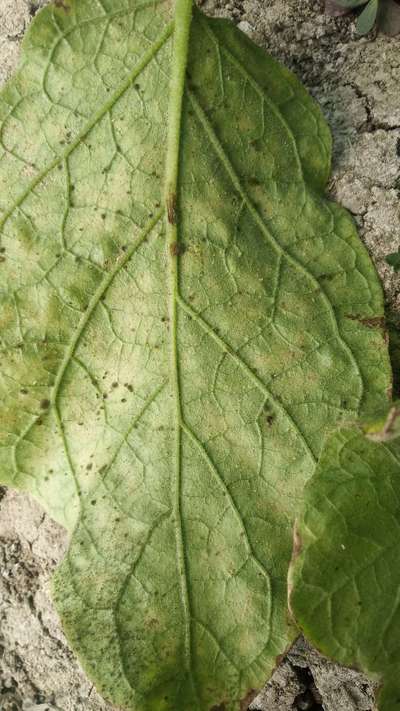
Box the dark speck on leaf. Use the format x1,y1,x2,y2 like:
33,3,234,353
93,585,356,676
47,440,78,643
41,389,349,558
91,500,96,506
40,399,50,410
20,388,28,395
55,0,70,10
112,382,118,388
170,241,186,257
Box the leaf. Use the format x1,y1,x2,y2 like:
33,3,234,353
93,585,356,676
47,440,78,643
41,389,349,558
356,0,379,33
386,251,400,270
289,405,400,711
378,0,400,35
0,0,391,709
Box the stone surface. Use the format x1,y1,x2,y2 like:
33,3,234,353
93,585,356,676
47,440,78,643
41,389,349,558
1,0,399,709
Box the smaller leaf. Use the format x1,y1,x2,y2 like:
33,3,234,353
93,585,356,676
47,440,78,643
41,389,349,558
378,0,400,36
289,404,400,711
385,251,400,270
356,0,379,33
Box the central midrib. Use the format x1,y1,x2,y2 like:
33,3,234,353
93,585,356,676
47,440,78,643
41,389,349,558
164,0,199,705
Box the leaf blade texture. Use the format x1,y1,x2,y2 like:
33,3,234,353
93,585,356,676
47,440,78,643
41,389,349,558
289,406,400,711
0,0,392,709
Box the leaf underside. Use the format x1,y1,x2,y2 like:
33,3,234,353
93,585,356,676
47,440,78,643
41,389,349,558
0,1,391,709
289,410,400,711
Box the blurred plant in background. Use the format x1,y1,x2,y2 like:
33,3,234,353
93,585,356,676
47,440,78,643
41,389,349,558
325,0,400,35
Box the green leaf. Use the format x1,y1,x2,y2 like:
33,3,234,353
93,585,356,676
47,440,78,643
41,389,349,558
0,0,391,709
386,251,400,271
289,405,400,711
378,0,400,36
356,0,379,33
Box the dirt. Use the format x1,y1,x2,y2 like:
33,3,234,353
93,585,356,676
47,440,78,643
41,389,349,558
0,0,399,709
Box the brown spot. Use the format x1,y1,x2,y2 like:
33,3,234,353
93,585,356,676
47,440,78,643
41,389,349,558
55,0,71,10
346,314,386,330
169,241,186,257
292,521,302,559
167,193,177,224
266,414,275,427
210,704,226,711
40,398,50,410
240,690,258,710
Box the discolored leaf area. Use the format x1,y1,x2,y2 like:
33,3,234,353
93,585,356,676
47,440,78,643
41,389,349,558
289,405,400,711
0,0,391,709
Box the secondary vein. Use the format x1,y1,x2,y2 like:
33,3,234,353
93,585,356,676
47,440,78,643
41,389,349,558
51,209,163,408
177,295,316,465
186,85,364,414
0,22,173,237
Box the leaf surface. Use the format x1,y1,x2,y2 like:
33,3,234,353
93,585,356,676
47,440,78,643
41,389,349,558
289,406,400,711
0,0,391,709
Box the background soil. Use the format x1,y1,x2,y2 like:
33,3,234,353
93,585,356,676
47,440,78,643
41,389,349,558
0,1,399,709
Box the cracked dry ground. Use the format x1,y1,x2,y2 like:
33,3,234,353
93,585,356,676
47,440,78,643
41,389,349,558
0,0,399,710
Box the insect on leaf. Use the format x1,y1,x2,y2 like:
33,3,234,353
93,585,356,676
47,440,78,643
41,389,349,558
289,404,400,711
0,0,391,709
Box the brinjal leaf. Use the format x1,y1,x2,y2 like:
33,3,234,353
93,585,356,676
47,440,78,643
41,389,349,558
0,0,391,709
378,0,400,36
356,0,379,33
289,404,400,711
